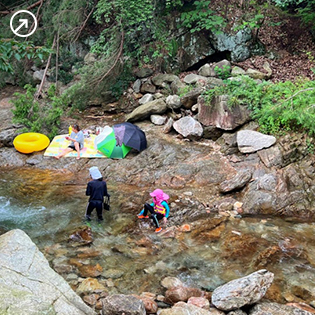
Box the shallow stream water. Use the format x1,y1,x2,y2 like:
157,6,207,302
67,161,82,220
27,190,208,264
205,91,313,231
1,168,315,302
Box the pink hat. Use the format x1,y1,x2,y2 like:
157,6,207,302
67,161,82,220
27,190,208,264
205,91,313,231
150,189,169,202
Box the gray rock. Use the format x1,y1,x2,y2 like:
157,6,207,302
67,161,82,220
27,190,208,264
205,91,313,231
227,310,247,315
183,74,209,84
173,116,203,139
33,70,46,82
198,63,213,77
166,95,181,109
0,147,25,167
0,229,95,315
0,128,16,147
219,169,252,193
163,117,174,134
237,130,276,153
140,80,156,94
152,74,181,88
135,67,154,78
160,302,224,315
133,79,142,93
150,115,167,125
242,190,276,215
102,294,146,315
209,28,253,62
231,66,246,76
257,145,283,168
139,93,154,105
161,277,184,289
246,68,270,80
211,269,274,311
180,87,204,109
126,98,167,122
249,301,313,315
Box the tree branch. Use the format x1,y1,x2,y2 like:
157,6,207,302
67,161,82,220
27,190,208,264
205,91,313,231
94,31,125,86
34,35,56,100
73,4,96,42
0,0,44,15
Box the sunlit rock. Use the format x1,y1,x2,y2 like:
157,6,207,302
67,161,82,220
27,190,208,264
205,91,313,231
212,269,274,311
0,229,95,315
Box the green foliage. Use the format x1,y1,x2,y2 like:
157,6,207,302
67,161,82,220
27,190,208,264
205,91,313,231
272,0,304,9
178,84,196,97
0,39,51,73
110,64,135,100
272,0,315,34
11,84,64,139
203,76,315,136
94,0,157,54
180,1,226,33
214,65,231,80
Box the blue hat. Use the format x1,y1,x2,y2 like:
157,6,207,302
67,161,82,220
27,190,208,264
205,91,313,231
89,166,102,180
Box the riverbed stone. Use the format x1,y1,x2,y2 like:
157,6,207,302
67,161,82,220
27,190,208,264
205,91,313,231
161,277,184,289
249,301,314,315
159,301,225,315
219,169,252,193
101,294,146,315
76,278,106,295
0,229,95,315
187,296,210,310
237,130,276,153
211,269,274,311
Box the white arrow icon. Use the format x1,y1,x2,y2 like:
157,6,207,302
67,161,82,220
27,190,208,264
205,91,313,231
15,19,29,33
10,10,37,38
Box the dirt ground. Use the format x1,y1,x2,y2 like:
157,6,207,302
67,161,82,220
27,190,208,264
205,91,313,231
236,14,315,83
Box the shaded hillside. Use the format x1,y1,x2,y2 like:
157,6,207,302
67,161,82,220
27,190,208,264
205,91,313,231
237,15,315,82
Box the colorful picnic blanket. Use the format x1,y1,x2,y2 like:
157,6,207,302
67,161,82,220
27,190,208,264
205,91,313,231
44,134,106,158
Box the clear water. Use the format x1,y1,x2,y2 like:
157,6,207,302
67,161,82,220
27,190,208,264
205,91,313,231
1,168,315,302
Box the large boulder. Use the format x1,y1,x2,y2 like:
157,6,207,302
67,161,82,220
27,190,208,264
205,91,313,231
211,269,274,311
237,130,276,153
198,95,251,130
0,229,95,315
126,98,167,122
173,116,203,139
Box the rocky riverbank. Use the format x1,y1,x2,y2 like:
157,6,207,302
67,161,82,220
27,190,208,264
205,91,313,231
2,229,315,315
1,61,315,314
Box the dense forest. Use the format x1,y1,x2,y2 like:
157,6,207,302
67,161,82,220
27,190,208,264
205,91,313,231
1,0,315,139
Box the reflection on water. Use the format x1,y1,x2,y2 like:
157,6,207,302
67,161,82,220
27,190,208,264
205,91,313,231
1,168,315,301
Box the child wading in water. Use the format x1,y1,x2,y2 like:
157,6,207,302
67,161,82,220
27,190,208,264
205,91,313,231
138,189,170,233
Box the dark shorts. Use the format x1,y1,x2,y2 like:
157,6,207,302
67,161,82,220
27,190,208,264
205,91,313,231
68,145,77,151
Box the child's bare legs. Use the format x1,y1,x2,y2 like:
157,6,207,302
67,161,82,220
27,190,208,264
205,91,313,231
74,142,80,159
54,147,73,159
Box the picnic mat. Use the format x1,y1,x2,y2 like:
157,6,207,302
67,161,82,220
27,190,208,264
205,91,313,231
44,134,106,158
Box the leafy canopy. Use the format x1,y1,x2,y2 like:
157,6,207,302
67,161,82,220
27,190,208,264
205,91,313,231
0,39,51,73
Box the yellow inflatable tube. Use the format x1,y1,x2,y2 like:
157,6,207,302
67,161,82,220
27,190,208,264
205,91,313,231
13,132,50,154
